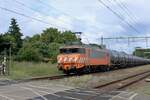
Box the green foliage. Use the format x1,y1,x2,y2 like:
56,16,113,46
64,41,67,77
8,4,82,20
7,18,23,54
48,43,62,63
34,42,50,58
0,34,3,43
133,48,150,59
61,31,77,43
1,18,77,63
17,28,77,62
17,43,43,62
8,18,23,44
27,34,40,43
40,28,62,44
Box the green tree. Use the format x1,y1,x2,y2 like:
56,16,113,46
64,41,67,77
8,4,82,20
28,34,40,43
31,41,50,58
61,31,77,43
17,43,42,62
0,34,3,43
40,28,62,44
16,27,77,63
48,43,61,63
8,18,23,54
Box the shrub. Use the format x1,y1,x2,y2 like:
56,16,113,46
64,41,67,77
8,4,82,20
17,43,42,62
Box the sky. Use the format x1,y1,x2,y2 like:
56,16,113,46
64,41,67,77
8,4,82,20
0,0,150,53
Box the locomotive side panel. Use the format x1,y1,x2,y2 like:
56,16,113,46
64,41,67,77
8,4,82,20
88,49,110,66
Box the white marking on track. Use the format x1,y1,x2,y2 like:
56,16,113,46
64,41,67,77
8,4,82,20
101,94,114,97
25,84,55,91
32,87,81,100
0,94,15,100
129,93,138,100
26,83,73,92
110,95,128,100
63,91,95,96
24,84,80,100
109,92,128,100
21,86,48,100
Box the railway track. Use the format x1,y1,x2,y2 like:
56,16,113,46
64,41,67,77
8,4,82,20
85,70,150,100
21,74,71,82
21,69,116,82
21,67,150,83
94,70,150,91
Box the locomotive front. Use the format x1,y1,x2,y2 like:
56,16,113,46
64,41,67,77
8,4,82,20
57,46,87,74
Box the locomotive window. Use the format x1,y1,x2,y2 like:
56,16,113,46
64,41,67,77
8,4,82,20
60,48,85,54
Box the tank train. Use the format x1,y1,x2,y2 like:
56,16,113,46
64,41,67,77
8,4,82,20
57,43,150,74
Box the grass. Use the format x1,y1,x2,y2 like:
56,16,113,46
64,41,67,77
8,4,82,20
6,61,63,80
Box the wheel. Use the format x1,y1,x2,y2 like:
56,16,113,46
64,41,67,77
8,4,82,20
64,71,70,75
83,67,91,74
102,67,110,72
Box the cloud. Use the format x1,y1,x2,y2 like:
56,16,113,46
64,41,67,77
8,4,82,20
0,0,150,53
21,13,74,36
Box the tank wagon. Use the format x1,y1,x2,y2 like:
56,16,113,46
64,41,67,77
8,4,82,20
57,44,150,74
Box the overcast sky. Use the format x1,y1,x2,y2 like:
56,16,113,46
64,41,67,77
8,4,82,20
0,0,150,53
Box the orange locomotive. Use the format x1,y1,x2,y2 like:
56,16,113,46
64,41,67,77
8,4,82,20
57,44,150,74
57,44,110,74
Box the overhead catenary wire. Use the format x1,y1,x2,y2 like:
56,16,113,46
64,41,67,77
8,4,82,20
9,0,91,44
36,0,102,33
104,0,136,37
117,0,139,21
37,0,79,21
112,0,137,24
36,0,91,44
0,6,69,31
12,0,72,28
97,0,140,34
0,4,90,44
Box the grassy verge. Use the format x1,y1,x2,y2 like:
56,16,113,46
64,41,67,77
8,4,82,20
6,61,63,80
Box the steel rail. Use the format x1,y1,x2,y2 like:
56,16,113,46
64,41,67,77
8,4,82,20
94,70,150,89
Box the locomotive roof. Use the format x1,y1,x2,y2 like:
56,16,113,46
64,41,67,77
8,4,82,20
60,44,105,50
60,41,106,49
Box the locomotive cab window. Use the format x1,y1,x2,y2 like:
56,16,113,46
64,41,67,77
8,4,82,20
60,48,85,54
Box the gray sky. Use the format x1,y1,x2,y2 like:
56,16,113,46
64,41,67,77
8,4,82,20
0,0,150,53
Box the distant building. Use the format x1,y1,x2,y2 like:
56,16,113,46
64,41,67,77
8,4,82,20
133,47,150,59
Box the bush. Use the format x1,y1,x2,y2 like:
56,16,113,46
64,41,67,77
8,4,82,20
17,43,42,62
48,43,62,63
15,28,77,63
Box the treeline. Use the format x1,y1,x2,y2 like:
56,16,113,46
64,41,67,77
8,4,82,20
0,18,77,63
133,48,150,59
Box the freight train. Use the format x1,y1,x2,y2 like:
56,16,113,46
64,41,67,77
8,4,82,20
57,43,150,74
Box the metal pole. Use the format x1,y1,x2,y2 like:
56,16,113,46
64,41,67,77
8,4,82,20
128,37,130,53
101,36,103,45
146,38,148,48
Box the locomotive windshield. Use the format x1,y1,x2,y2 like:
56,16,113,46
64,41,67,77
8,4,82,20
60,48,85,54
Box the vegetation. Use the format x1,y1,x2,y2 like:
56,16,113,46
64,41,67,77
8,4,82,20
0,18,77,63
0,18,23,55
8,62,63,80
133,48,150,59
0,18,78,79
